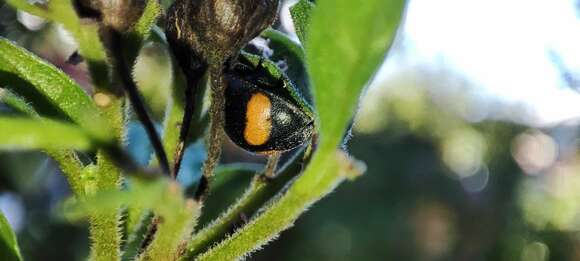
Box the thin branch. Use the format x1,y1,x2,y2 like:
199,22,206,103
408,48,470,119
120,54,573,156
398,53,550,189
172,70,207,178
109,29,171,176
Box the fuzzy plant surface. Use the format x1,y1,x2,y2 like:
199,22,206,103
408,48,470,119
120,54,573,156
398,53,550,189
0,0,406,260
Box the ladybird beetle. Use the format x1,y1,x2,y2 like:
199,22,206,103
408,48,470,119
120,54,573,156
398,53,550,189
224,53,315,154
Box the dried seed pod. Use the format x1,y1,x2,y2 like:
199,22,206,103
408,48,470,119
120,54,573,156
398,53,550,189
73,0,147,32
166,0,280,71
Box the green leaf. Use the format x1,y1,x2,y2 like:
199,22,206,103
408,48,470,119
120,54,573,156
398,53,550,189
0,210,23,261
0,88,38,116
0,38,109,141
5,0,111,90
133,0,162,41
306,0,406,152
0,117,94,151
290,0,315,44
0,88,87,198
261,29,305,63
192,0,404,259
260,29,312,104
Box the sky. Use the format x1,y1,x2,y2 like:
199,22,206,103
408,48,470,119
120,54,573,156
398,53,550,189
383,0,580,126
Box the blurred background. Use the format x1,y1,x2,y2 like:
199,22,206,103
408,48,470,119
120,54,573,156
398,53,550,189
1,0,580,260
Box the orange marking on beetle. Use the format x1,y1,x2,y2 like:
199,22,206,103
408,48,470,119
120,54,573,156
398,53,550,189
244,92,272,146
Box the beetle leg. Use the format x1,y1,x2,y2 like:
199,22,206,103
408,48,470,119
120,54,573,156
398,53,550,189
264,151,281,178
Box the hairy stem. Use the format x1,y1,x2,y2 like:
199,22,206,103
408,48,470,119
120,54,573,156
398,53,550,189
89,95,124,261
195,65,225,201
184,149,307,259
194,151,362,261
89,150,124,261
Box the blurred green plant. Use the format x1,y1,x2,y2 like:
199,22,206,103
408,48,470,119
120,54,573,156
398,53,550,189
0,0,406,260
0,211,22,261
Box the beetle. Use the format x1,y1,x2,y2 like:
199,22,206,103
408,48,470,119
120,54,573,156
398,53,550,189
224,53,315,154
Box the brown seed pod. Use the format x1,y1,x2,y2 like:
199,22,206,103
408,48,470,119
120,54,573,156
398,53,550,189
166,0,280,70
73,0,147,32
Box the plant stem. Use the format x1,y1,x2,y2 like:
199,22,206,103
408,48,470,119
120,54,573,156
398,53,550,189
195,65,225,201
89,150,124,261
172,70,207,178
48,150,86,196
109,29,171,176
90,96,124,261
183,149,307,259
138,186,201,261
194,150,361,261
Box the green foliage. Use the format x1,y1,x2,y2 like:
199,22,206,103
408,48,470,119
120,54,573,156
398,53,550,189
0,88,37,116
0,117,94,151
66,179,200,260
260,29,312,102
0,0,406,259
290,0,314,44
0,211,22,261
307,0,406,151
0,38,109,141
125,0,163,65
4,0,110,90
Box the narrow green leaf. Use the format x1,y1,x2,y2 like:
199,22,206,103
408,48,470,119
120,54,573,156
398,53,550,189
65,180,165,220
137,181,200,261
290,0,314,44
5,0,111,90
260,29,312,103
0,88,38,116
0,87,87,198
0,210,23,261
0,38,109,141
261,29,305,62
306,0,406,153
0,117,94,151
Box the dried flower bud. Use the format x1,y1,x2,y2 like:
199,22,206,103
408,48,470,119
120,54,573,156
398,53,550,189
166,0,279,70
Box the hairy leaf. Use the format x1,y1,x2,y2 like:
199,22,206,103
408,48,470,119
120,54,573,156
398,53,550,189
5,0,110,90
0,38,109,141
